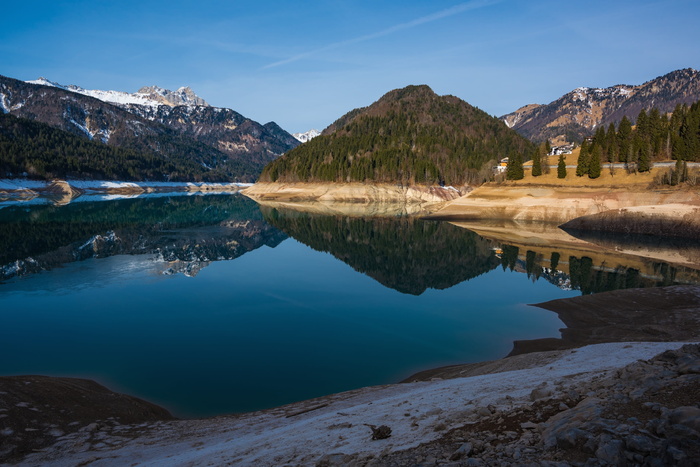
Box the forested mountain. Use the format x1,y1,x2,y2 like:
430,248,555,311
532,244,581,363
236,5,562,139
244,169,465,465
259,85,534,186
0,75,298,181
501,68,700,144
0,113,239,181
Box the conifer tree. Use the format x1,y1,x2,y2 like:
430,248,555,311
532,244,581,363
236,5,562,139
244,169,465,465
506,153,524,180
638,142,652,172
606,123,618,162
617,116,633,163
557,153,567,179
588,145,602,179
531,147,542,177
576,139,589,176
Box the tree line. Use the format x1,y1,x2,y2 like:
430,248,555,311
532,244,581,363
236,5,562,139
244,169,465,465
0,113,247,182
507,100,700,181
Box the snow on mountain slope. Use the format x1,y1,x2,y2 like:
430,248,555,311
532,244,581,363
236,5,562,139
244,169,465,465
26,78,209,108
292,128,321,143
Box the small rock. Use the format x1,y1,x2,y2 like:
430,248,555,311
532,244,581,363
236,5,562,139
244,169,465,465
366,424,392,440
667,406,700,432
520,421,538,430
450,442,472,460
596,439,625,465
82,423,99,432
676,355,700,374
316,453,355,466
530,386,552,401
625,434,656,453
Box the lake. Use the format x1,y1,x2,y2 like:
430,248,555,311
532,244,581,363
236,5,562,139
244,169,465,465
1,194,697,417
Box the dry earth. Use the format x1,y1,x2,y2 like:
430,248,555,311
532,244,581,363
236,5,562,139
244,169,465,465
428,184,700,226
241,182,464,205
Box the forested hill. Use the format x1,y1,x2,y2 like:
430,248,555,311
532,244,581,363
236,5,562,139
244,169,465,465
259,85,534,186
0,112,243,182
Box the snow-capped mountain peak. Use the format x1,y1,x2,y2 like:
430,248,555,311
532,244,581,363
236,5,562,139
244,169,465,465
26,78,209,108
292,129,321,143
135,85,209,106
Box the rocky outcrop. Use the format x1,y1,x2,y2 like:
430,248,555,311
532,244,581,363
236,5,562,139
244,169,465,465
379,344,700,466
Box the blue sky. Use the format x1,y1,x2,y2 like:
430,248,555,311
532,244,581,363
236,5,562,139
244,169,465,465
2,0,699,133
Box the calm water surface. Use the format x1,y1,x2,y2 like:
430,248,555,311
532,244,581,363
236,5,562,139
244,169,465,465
0,194,695,417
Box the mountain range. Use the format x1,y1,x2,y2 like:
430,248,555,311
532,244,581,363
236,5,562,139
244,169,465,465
501,68,700,144
0,76,299,181
2,68,699,184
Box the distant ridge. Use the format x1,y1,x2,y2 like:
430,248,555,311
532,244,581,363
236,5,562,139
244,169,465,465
26,77,210,107
501,68,700,143
0,75,298,181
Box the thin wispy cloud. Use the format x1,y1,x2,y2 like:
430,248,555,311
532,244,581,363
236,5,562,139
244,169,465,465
262,0,502,69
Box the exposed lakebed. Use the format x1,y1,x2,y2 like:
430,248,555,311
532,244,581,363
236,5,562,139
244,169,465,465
1,194,698,417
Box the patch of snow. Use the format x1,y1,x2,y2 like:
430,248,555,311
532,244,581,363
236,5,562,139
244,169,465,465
0,179,50,190
68,119,94,140
293,129,321,143
0,93,9,113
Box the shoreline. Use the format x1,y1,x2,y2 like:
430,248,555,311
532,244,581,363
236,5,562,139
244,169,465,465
3,285,699,465
0,178,251,204
241,182,465,205
9,340,699,465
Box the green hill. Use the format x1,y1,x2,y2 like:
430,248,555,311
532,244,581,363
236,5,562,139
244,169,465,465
260,85,534,186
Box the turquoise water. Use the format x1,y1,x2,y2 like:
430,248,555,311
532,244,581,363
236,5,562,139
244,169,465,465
0,195,688,417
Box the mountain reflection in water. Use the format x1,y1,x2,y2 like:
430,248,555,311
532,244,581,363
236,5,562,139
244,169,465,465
1,196,699,416
0,194,286,282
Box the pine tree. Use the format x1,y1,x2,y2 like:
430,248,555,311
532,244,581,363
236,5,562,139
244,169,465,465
557,153,567,179
606,123,618,162
617,116,633,163
506,153,524,180
638,142,651,172
576,140,589,177
531,147,542,177
588,145,602,179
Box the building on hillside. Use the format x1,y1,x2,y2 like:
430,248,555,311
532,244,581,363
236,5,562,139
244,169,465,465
549,144,574,156
493,157,509,173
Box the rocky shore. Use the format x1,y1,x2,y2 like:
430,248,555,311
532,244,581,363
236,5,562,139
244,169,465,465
2,285,698,466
